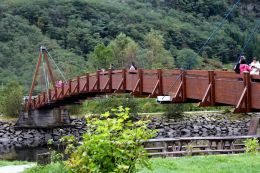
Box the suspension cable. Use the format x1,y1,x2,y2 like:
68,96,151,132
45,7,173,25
45,50,68,83
196,0,241,56
240,19,260,56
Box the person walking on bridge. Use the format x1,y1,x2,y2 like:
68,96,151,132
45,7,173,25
250,57,260,75
240,59,252,76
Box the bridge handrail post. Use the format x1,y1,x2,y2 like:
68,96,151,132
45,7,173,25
96,70,100,92
243,72,251,112
108,69,113,92
77,76,80,94
68,80,72,95
54,86,57,100
157,69,163,95
86,73,89,92
61,83,64,98
209,70,215,106
122,69,126,92
138,69,143,95
181,70,186,102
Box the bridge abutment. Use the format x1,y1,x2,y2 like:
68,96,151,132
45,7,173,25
16,107,71,128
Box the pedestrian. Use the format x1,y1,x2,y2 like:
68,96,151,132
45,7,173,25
234,55,246,74
250,57,260,75
129,62,137,70
240,59,252,75
109,64,114,70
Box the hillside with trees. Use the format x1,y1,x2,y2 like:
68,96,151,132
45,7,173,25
0,0,259,92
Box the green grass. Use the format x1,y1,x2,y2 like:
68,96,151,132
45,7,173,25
139,154,260,173
23,154,260,173
0,160,30,167
23,163,68,173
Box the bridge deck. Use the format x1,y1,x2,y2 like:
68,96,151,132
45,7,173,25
26,69,260,113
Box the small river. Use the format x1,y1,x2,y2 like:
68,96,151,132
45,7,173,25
0,146,49,161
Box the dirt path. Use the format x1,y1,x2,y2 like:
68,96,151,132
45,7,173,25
0,164,35,173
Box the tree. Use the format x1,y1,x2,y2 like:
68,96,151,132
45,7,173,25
88,43,114,70
141,30,174,69
108,33,139,69
66,107,155,173
176,48,202,70
0,81,23,117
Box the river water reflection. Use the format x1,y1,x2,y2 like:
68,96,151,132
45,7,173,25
0,146,49,161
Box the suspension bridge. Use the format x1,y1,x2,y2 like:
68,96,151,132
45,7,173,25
15,46,260,129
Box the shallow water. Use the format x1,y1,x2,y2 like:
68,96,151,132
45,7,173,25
0,146,49,161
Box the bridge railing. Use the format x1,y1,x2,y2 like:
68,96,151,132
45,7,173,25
26,69,258,113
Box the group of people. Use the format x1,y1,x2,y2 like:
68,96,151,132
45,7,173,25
234,56,260,75
99,62,138,72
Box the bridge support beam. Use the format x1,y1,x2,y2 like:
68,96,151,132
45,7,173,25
131,69,143,96
115,69,126,93
149,69,163,98
171,70,186,102
16,107,71,128
234,72,252,113
199,71,215,107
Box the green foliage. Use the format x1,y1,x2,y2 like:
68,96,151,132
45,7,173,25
60,135,78,155
88,43,114,70
109,33,140,69
50,150,64,164
139,154,260,173
244,138,260,154
82,94,139,118
0,0,259,91
176,48,202,70
66,107,156,173
140,30,174,69
23,162,69,173
0,81,23,117
163,104,186,119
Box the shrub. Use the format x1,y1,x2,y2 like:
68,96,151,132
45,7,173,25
244,138,259,154
82,94,139,119
0,81,23,117
163,104,185,119
66,107,156,173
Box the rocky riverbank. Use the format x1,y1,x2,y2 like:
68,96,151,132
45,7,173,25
149,112,251,138
0,112,251,155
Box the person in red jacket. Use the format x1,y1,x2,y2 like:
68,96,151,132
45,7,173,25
240,59,252,75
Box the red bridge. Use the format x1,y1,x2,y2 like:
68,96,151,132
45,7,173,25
18,47,260,128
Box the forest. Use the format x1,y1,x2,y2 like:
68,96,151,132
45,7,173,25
0,0,259,91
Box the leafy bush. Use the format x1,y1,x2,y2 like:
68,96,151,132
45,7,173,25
66,107,156,173
244,138,260,154
163,104,186,119
82,94,139,119
0,81,23,117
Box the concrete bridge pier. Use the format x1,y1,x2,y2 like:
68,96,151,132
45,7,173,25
16,107,71,128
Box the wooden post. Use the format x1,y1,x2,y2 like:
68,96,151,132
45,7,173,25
61,84,64,98
48,89,52,101
108,69,112,92
138,69,143,95
96,70,100,92
43,92,46,104
54,87,57,100
86,73,89,92
77,76,80,93
209,71,215,106
181,70,186,102
28,51,42,110
157,69,163,95
68,80,72,95
244,72,251,112
122,69,126,92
